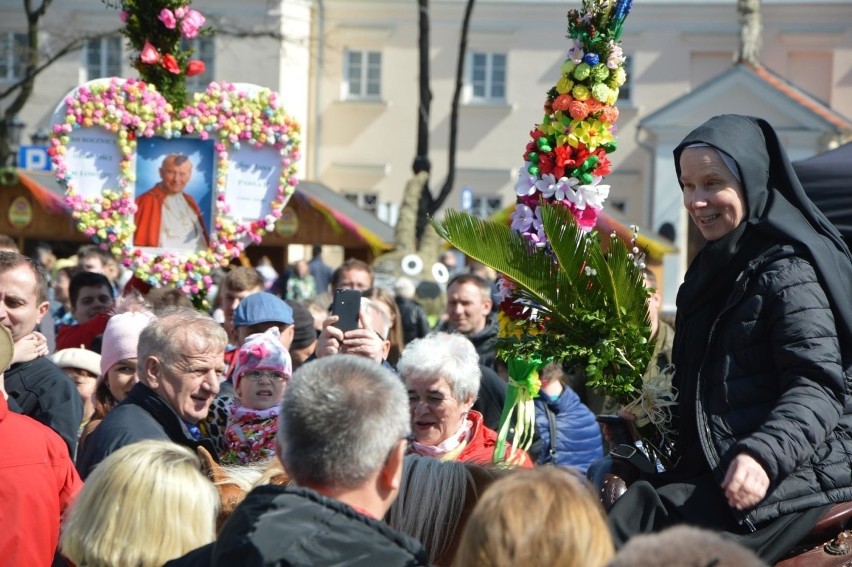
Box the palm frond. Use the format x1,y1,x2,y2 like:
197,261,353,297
432,205,654,403
432,211,558,309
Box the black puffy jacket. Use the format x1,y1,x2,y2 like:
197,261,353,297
690,244,852,528
212,485,429,566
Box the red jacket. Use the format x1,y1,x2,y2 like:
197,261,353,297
0,394,82,565
458,410,533,468
55,312,110,352
134,184,209,247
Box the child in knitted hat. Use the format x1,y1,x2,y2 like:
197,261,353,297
221,327,293,464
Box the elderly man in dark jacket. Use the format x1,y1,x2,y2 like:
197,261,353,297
209,354,427,566
75,308,226,479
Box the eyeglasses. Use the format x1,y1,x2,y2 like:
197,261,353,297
242,370,288,383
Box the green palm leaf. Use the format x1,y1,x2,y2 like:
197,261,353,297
432,202,654,404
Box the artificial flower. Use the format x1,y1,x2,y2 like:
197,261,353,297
510,204,535,233
161,54,181,74
158,8,177,29
140,41,160,64
554,176,581,201
534,173,559,199
180,9,206,39
186,60,206,77
514,165,537,196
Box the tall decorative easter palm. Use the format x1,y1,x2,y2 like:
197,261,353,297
435,0,677,466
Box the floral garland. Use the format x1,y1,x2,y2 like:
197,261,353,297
50,77,301,298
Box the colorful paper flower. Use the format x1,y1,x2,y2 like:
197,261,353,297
140,41,160,64
158,8,177,29
161,54,181,74
180,9,205,38
186,60,206,77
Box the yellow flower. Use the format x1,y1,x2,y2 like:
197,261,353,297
567,119,614,149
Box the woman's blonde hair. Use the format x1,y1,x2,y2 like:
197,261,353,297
60,440,219,567
452,466,614,567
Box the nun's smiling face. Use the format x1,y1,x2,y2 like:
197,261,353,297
680,147,747,241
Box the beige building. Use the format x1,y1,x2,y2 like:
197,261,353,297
3,0,851,305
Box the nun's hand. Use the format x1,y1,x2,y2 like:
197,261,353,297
721,453,770,511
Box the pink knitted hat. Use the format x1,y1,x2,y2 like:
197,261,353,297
232,327,293,393
99,310,157,382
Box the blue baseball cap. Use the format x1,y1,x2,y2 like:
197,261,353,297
233,292,294,327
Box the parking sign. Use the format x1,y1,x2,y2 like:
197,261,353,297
18,145,51,171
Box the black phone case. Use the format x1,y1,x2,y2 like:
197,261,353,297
331,289,361,332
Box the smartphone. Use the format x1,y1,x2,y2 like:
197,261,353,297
331,288,361,332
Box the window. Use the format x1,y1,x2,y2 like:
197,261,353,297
469,52,506,102
343,191,379,216
0,33,28,81
471,195,503,219
85,36,123,80
343,50,381,99
181,37,215,91
618,55,633,104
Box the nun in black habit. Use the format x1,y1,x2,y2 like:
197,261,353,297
607,114,852,563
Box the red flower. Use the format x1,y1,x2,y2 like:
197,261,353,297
538,152,556,175
593,155,612,177
186,60,206,77
161,54,181,75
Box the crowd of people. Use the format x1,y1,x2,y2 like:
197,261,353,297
0,114,850,566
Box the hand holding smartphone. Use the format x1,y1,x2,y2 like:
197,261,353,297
331,289,361,332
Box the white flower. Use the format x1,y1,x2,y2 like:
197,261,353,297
576,176,610,210
510,203,535,233
554,176,581,202
514,163,538,197
607,43,626,69
534,173,559,199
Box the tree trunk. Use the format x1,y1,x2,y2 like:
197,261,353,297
736,0,762,66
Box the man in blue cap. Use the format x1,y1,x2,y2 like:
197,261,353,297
232,292,295,349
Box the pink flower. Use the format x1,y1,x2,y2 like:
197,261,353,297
175,6,187,19
158,8,177,29
119,10,128,23
140,41,160,64
180,10,205,39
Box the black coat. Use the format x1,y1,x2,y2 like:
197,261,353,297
75,382,218,480
686,245,852,527
5,357,82,459
211,485,429,567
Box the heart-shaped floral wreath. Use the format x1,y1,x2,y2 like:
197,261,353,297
50,77,300,297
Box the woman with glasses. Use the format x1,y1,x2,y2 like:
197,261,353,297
398,333,531,467
221,327,293,464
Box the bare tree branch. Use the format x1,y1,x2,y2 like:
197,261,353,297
423,0,475,220
0,30,118,101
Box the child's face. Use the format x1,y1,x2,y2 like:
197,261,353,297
237,369,287,411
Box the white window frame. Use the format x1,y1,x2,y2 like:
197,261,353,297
343,191,381,217
84,36,123,81
470,194,503,219
181,36,215,91
343,49,381,100
0,32,28,82
467,51,507,103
